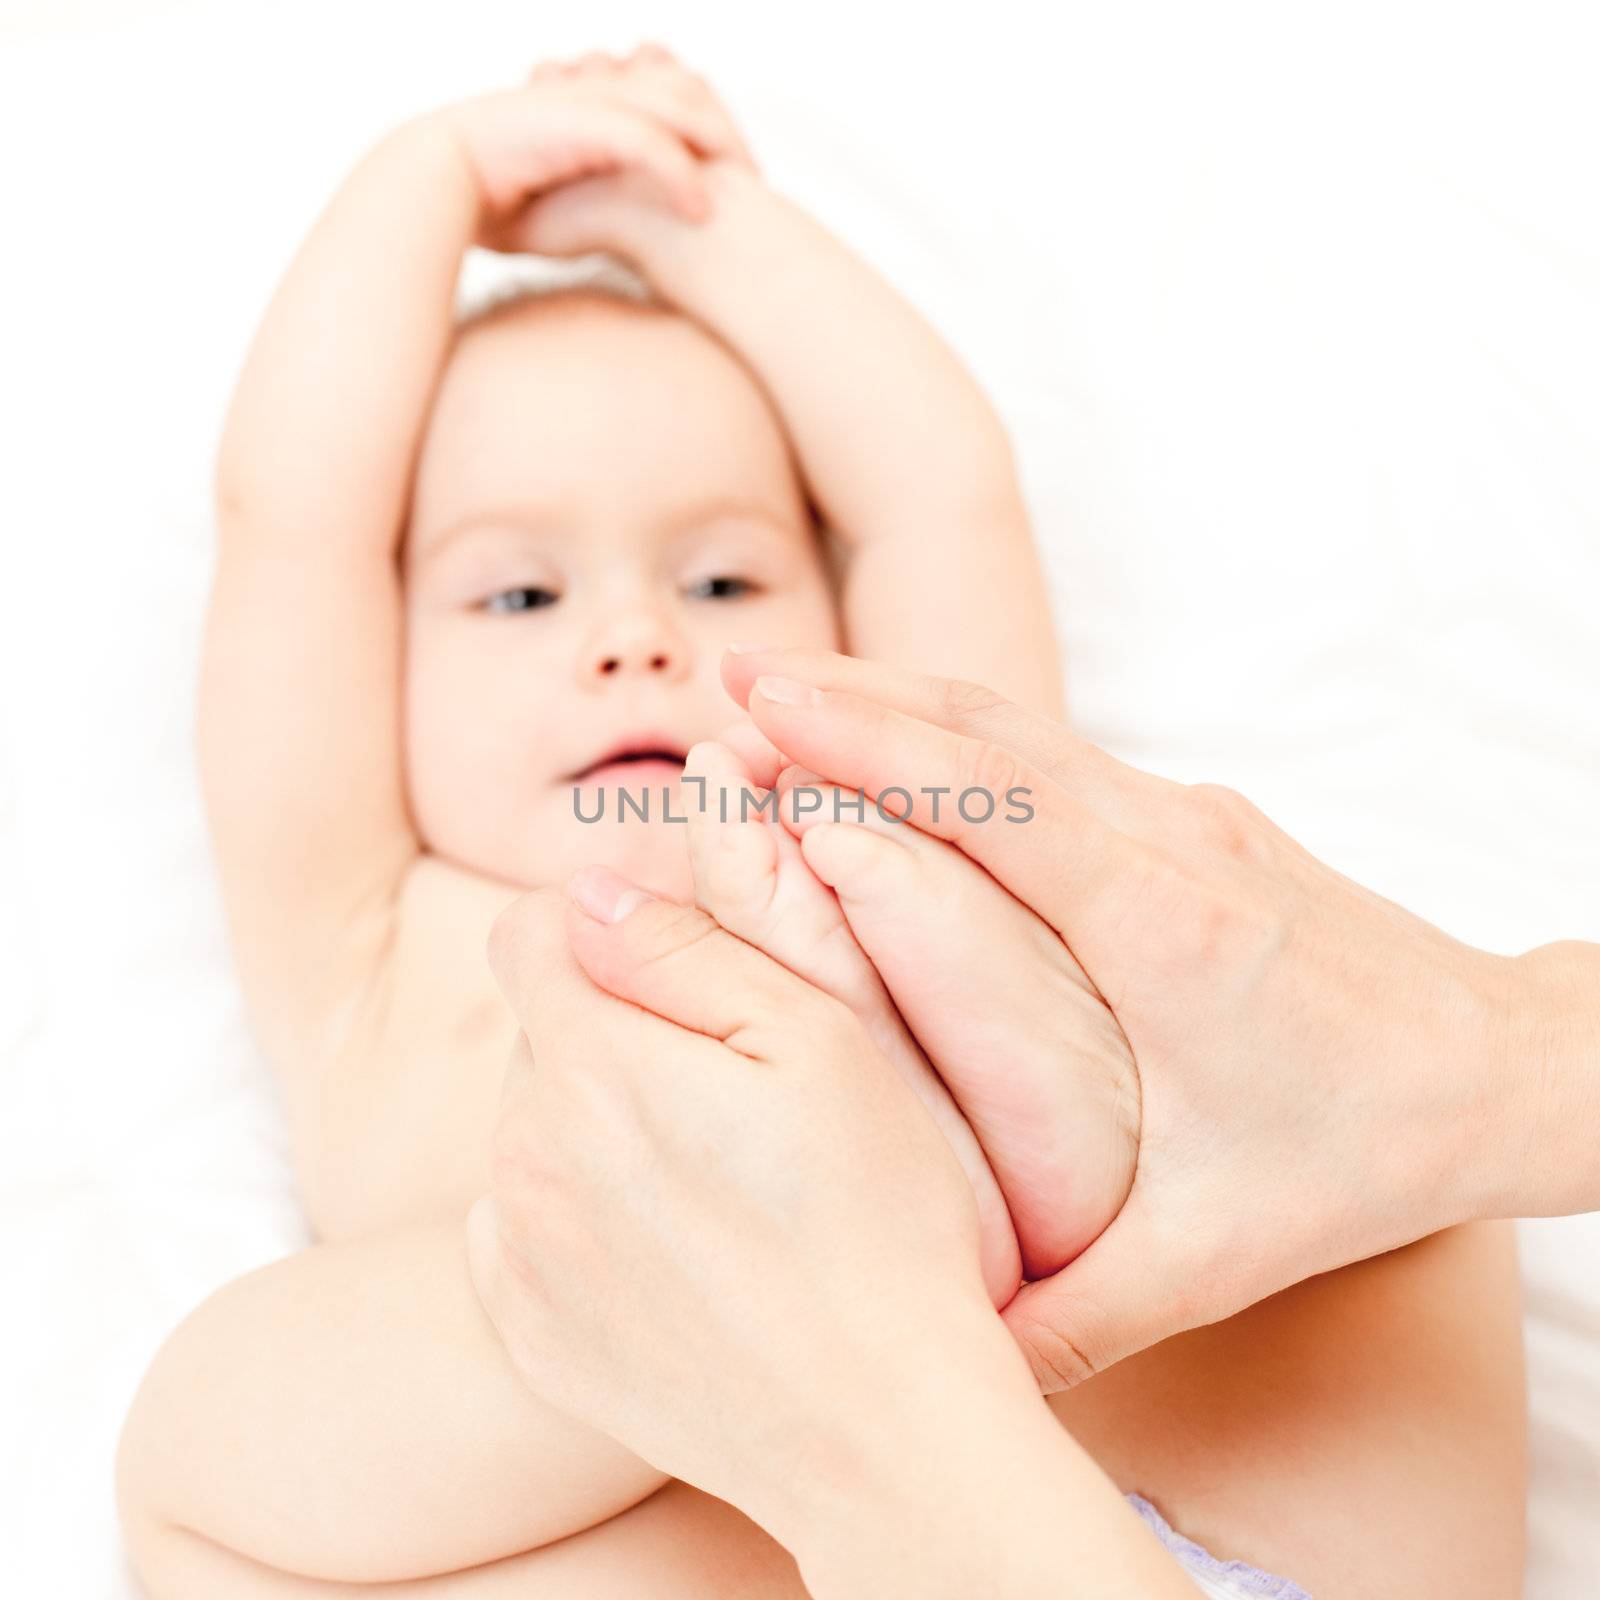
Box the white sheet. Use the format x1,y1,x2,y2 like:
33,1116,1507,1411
2,2,1596,1593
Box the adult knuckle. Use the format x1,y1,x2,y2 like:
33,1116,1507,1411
1172,877,1241,961
934,674,1010,732
954,733,1022,811
625,899,719,967
1018,1316,1100,1392
1184,781,1268,863
1167,871,1284,971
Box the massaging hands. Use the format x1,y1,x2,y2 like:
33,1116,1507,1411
693,725,1140,1284
428,43,754,250
465,879,1084,1596
721,646,1535,1389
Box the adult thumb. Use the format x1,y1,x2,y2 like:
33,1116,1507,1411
563,866,834,1054
999,1201,1205,1393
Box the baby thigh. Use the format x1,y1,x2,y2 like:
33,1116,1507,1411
1047,1222,1526,1599
117,1223,669,1588
125,1480,808,1600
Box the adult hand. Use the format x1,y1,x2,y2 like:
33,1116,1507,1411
466,875,1197,1600
720,645,1600,1390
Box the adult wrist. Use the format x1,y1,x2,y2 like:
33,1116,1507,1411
790,1404,1079,1600
751,1303,1085,1600
1480,939,1600,1220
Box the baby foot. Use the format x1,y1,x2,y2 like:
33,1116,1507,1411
775,767,1139,1281
682,735,1023,1306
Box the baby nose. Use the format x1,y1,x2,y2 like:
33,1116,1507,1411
586,613,688,683
596,644,672,676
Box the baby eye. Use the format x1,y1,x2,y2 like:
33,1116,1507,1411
685,575,757,601
484,586,560,613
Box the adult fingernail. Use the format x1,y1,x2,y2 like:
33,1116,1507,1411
775,761,822,789
569,866,655,924
753,675,821,709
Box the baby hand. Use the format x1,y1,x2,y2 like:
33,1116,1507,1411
681,731,1024,1308
432,43,754,249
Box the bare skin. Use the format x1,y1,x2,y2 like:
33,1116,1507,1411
118,44,1525,1600
121,45,1055,1594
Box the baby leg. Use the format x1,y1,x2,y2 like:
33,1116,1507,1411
123,1478,807,1600
117,1220,667,1591
776,768,1139,1281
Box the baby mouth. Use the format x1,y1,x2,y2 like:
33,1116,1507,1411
567,745,688,785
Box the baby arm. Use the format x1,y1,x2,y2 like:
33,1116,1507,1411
644,171,1063,714
202,66,725,1093
201,113,472,1068
514,57,1061,715
116,1221,672,1592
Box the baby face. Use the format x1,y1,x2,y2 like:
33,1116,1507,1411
403,290,840,899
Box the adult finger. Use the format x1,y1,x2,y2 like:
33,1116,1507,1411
565,867,846,1059
721,646,1160,818
739,676,1150,944
486,888,697,1086
714,717,785,790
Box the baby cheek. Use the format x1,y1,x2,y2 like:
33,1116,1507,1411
403,620,562,848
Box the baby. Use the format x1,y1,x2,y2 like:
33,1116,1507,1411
117,46,1526,1599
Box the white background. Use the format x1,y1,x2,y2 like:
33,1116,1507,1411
1,1,1596,1594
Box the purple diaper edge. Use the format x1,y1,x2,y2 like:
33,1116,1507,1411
1127,1493,1313,1598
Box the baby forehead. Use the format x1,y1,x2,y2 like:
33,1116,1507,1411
450,287,736,383
415,289,800,520
432,289,789,455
